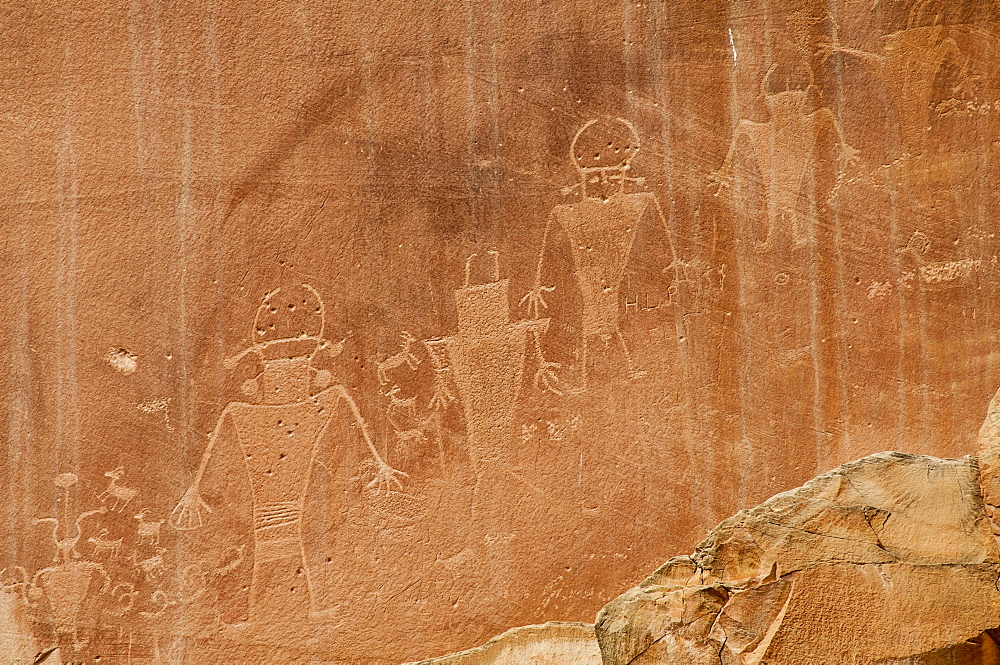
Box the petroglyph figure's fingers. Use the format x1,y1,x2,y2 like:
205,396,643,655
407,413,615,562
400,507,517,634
169,487,212,531
534,362,564,396
365,462,410,494
520,285,555,319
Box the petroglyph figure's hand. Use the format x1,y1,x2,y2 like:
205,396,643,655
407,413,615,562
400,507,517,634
428,372,456,412
534,361,564,396
365,460,409,494
519,284,555,320
169,486,213,531
839,142,861,167
707,168,733,197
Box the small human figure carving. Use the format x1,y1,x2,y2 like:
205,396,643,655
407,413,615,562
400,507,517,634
524,118,677,391
168,283,407,621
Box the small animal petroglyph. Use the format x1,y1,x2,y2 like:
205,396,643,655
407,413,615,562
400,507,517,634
132,547,167,582
97,467,138,512
377,332,421,385
87,528,123,559
134,510,164,546
385,385,418,421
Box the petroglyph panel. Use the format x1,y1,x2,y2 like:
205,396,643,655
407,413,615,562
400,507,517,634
3,0,1000,663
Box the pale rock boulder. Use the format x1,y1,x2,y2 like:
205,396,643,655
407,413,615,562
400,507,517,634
404,622,601,665
596,449,1000,664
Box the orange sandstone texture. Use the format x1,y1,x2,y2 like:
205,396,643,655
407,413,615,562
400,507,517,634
2,0,1000,663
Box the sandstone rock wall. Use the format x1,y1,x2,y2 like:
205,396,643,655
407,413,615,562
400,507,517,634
3,0,1000,662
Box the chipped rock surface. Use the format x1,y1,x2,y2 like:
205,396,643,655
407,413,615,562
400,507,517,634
404,622,601,665
596,451,1000,664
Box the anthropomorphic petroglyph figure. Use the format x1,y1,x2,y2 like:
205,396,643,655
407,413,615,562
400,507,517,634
524,118,677,391
168,283,406,621
820,1,967,158
710,64,859,251
441,252,551,482
97,466,138,512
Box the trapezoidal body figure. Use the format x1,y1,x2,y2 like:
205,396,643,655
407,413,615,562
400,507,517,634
710,63,858,252
169,283,406,625
443,252,550,486
524,118,677,392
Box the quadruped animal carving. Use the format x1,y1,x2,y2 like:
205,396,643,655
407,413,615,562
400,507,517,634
97,466,138,512
524,118,678,391
134,510,164,546
168,284,407,622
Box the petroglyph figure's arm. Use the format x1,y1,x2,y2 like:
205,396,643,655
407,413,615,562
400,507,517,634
529,322,563,396
813,107,860,165
520,212,557,320
708,120,759,196
817,38,882,66
650,195,683,288
169,406,234,531
333,385,409,493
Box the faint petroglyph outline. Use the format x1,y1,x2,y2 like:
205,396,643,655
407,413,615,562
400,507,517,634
820,1,969,159
709,62,859,251
136,397,174,431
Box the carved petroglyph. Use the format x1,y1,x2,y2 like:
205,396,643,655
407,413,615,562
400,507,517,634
97,467,138,512
131,548,167,582
710,63,859,251
378,332,422,386
106,347,137,374
896,231,984,290
525,118,678,391
820,3,969,158
168,284,407,623
444,252,551,479
134,510,164,546
34,508,107,565
136,397,174,431
86,529,122,560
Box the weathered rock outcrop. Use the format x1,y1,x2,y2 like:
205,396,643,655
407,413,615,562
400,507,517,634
404,622,600,665
595,389,1000,664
